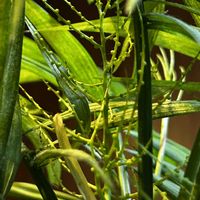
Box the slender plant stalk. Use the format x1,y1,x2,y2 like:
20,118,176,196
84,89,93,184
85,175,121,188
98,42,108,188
132,1,153,199
96,1,113,199
53,114,97,200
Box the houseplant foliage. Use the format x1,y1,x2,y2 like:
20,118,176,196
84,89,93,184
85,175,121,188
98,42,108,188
0,0,200,199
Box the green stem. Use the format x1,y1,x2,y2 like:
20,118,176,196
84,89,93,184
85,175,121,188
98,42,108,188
96,2,112,199
97,1,111,152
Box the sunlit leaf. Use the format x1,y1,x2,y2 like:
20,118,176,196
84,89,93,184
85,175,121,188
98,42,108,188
21,36,56,85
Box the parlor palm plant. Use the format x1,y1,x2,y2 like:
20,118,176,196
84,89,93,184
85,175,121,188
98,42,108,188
0,0,200,199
